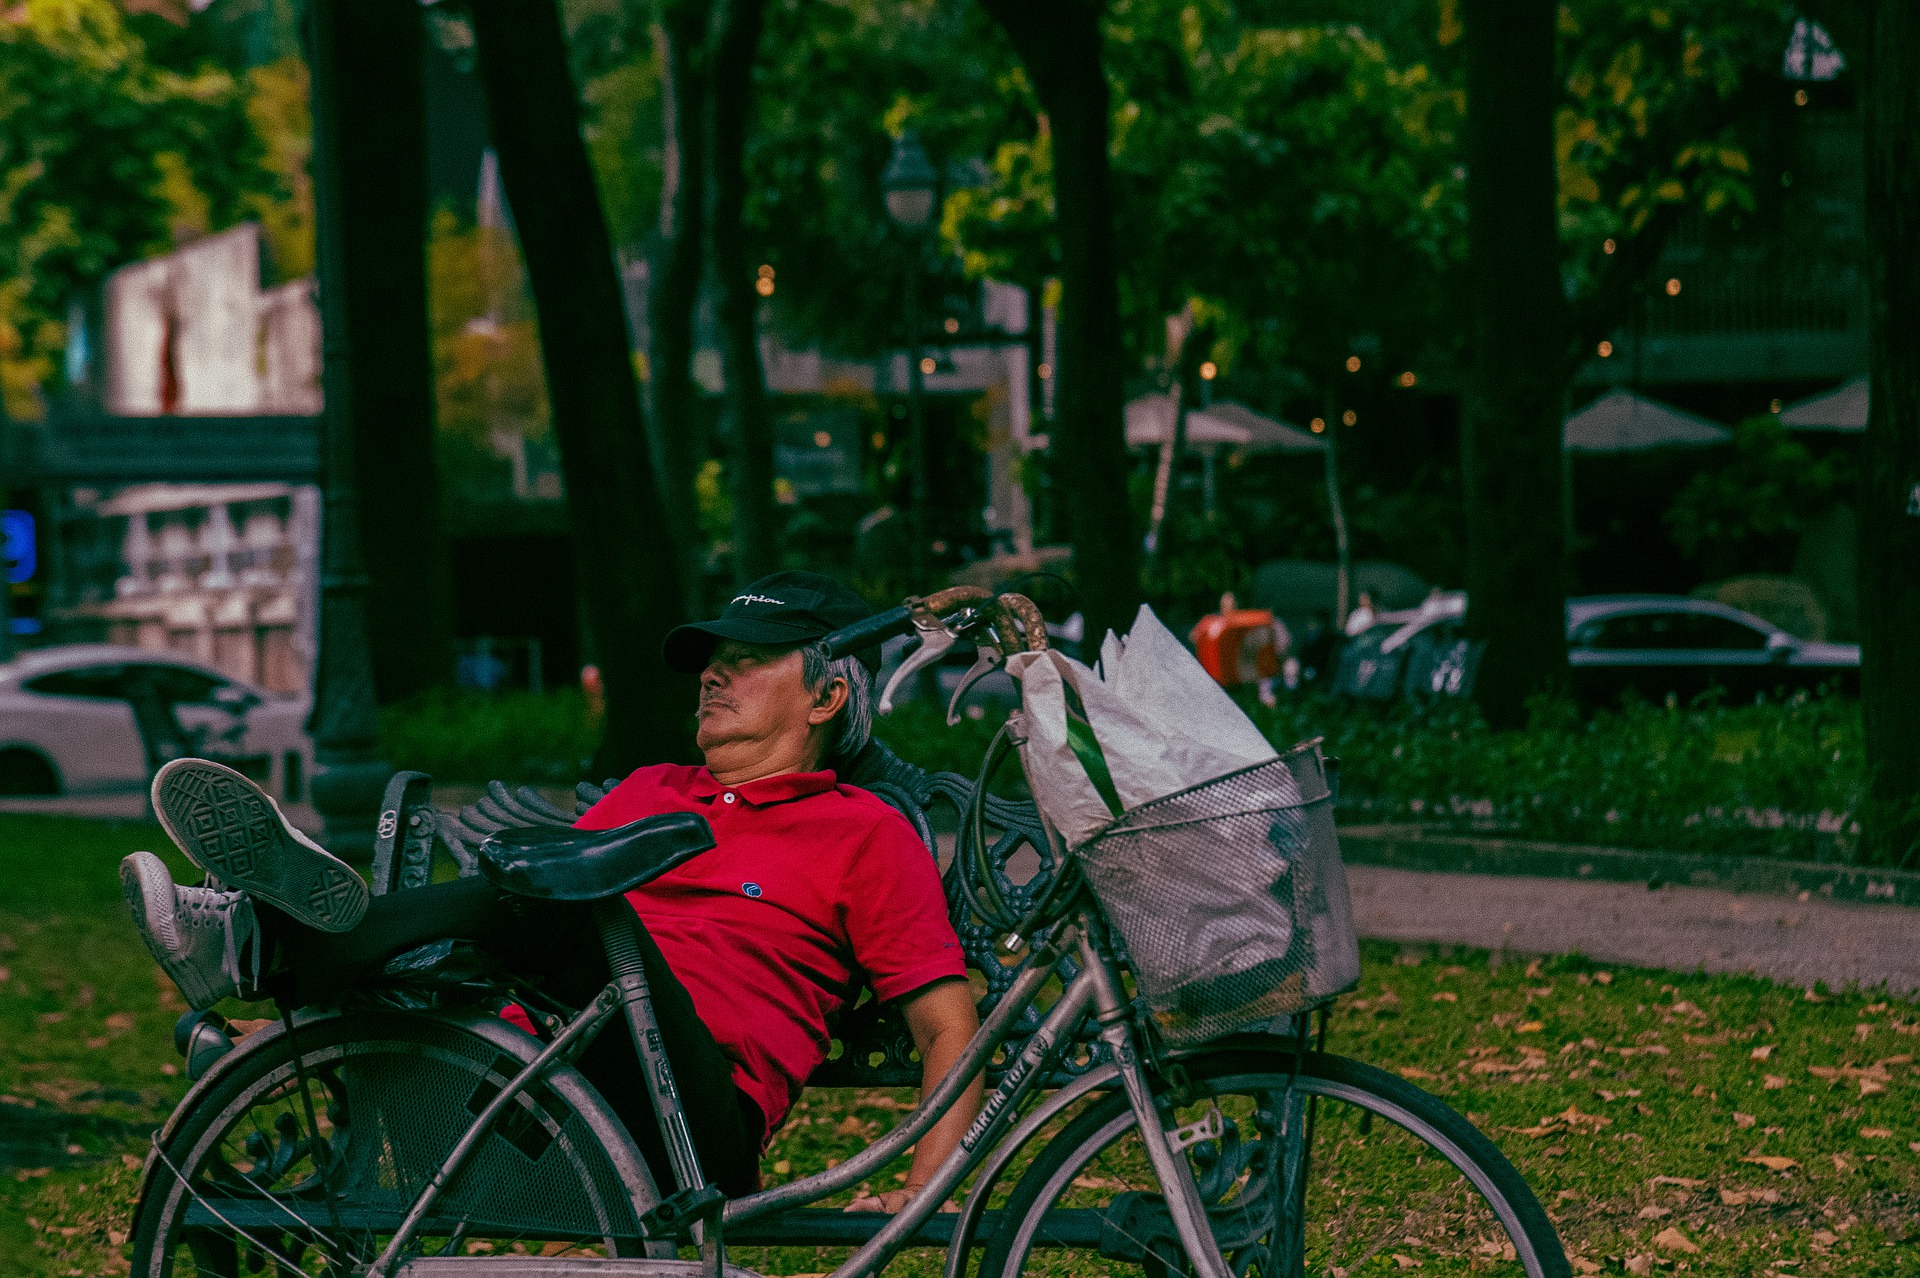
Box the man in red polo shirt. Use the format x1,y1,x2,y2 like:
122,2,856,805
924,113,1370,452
121,572,980,1211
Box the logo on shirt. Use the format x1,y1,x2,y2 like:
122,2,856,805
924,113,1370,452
741,882,764,898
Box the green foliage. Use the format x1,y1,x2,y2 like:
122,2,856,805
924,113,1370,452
380,687,600,783
745,0,1028,355
1665,415,1846,578
0,0,269,416
426,208,554,506
1252,687,1867,863
1556,0,1784,342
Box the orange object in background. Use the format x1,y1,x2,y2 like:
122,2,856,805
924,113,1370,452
1191,609,1282,686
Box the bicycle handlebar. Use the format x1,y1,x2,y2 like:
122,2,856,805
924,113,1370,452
816,586,1002,662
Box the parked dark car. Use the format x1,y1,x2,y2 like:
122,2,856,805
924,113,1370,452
1567,595,1858,704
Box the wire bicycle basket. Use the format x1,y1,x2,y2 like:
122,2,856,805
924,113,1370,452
1072,738,1360,1048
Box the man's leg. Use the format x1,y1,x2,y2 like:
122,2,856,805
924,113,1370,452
262,877,764,1196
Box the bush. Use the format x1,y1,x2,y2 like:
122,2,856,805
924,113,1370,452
1249,688,1865,863
380,688,599,784
382,682,1871,865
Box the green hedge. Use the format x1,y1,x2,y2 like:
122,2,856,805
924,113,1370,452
381,685,1868,863
380,688,600,785
1256,689,1864,863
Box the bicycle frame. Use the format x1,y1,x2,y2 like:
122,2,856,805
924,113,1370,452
366,906,1234,1278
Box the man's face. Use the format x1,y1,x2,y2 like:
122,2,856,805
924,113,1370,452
696,641,815,757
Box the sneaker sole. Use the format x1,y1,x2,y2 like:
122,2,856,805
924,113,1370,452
152,759,368,933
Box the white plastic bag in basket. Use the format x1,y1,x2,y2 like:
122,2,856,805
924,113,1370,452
1008,604,1276,847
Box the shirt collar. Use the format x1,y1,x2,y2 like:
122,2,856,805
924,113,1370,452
688,766,838,807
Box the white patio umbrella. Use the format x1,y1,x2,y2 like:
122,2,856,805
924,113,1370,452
1779,377,1867,432
1563,390,1731,453
1125,392,1325,454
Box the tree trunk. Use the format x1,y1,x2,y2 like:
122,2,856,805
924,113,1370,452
332,0,452,705
1858,0,1920,864
1460,0,1568,728
468,0,695,772
977,0,1141,642
706,0,777,584
647,0,713,614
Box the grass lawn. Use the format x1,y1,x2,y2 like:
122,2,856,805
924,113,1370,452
3,811,1916,1276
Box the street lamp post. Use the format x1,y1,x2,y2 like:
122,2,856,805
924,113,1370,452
882,132,937,590
302,0,392,856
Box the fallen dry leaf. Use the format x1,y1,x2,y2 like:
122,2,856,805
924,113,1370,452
1637,1205,1671,1220
1743,1155,1799,1172
834,1116,868,1136
1733,1112,1757,1129
1763,1075,1789,1090
1831,1154,1852,1172
1516,1021,1545,1034
1652,1226,1700,1254
1868,1002,1889,1013
1594,972,1613,985
1751,1044,1776,1061
1623,1255,1653,1276
1650,1176,1707,1188
1855,1024,1873,1042
1572,1260,1602,1275
1860,1127,1893,1139
1390,1254,1419,1270
1431,991,1458,1003
1525,959,1543,978
1719,1188,1751,1206
1395,1065,1439,1081
1811,1229,1838,1246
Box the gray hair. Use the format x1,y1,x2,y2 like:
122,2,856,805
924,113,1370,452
800,645,875,762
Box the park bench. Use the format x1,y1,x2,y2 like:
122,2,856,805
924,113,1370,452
365,735,1119,1248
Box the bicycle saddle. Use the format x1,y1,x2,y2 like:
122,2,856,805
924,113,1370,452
478,813,716,901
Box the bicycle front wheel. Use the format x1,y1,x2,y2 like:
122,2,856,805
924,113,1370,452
982,1045,1569,1278
130,1009,659,1276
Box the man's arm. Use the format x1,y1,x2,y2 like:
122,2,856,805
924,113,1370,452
844,978,981,1213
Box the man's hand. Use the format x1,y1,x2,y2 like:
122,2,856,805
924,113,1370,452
837,979,981,1214
843,1184,958,1214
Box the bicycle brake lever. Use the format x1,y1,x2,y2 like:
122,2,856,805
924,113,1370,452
946,645,1005,726
879,625,958,715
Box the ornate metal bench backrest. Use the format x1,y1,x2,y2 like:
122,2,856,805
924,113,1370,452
369,738,1106,1089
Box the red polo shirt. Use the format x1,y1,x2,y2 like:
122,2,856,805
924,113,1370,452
573,763,965,1136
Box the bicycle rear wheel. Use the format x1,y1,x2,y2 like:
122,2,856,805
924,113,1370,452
130,1009,660,1276
981,1045,1568,1278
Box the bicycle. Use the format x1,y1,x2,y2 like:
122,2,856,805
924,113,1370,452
129,586,1571,1277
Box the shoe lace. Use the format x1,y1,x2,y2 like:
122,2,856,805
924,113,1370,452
179,891,261,994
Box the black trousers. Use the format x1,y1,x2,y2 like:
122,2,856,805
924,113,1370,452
262,876,764,1197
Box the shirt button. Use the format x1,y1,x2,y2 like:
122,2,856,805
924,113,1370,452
722,792,737,804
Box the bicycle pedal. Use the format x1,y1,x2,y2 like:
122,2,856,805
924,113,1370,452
639,1183,727,1240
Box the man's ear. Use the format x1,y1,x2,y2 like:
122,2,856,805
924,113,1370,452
807,676,850,725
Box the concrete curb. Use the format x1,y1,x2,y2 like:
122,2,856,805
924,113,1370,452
1336,824,1920,908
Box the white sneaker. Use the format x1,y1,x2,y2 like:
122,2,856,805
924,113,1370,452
152,758,368,933
121,850,261,1010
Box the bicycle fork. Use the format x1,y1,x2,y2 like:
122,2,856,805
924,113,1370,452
1079,927,1238,1278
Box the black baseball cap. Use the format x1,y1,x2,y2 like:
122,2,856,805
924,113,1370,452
663,570,881,674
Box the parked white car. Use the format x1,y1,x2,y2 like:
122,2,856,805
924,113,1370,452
0,644,312,800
